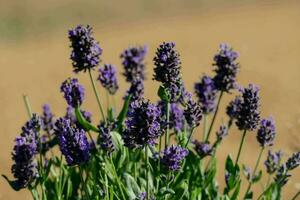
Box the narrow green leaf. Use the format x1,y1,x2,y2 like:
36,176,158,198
75,107,99,132
230,180,241,200
117,95,131,129
252,170,262,183
157,85,170,102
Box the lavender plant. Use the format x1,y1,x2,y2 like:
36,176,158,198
3,25,300,200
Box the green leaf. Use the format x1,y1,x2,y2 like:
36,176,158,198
252,170,262,183
230,180,241,200
159,187,176,195
107,108,115,122
117,95,131,131
75,107,99,132
225,155,235,173
110,131,124,151
124,173,141,199
244,191,253,200
66,178,73,199
175,180,189,199
157,85,170,102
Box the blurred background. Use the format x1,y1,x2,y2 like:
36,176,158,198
0,0,300,199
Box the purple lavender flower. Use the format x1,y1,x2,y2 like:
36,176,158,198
216,124,228,141
138,192,156,200
264,150,283,174
124,79,144,101
41,104,55,134
193,140,213,158
10,115,41,189
226,96,242,120
60,78,85,108
11,136,38,189
55,118,90,166
161,145,188,171
213,43,239,92
194,75,217,114
256,117,276,147
97,121,115,155
21,114,41,146
286,151,300,170
274,164,290,186
98,64,119,95
122,99,161,148
158,102,184,133
68,25,102,73
236,84,260,131
121,45,147,82
183,93,203,128
153,42,183,102
274,152,300,186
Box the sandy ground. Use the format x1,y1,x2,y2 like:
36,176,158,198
0,1,300,199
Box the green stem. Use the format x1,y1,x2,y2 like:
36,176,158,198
87,131,96,147
29,188,40,200
202,115,207,141
165,102,170,148
57,155,63,200
291,190,300,200
112,95,117,112
105,173,109,200
106,90,110,112
205,91,223,142
23,94,33,118
145,146,149,200
265,174,271,189
185,128,195,148
88,69,105,120
235,129,247,165
79,166,89,199
110,157,126,200
244,147,264,197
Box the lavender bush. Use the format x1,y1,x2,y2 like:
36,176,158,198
3,24,300,200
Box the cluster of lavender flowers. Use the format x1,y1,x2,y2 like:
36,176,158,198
4,24,300,200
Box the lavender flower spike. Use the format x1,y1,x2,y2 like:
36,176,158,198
216,124,228,141
124,79,144,101
194,75,217,114
153,42,183,102
11,137,38,189
98,64,119,95
286,151,300,170
256,117,276,147
122,99,161,148
183,93,203,128
10,115,41,189
193,140,213,158
41,104,55,134
60,78,85,108
213,43,239,92
97,121,115,155
236,84,260,131
68,25,102,73
121,45,147,82
264,150,283,174
55,118,90,166
158,102,184,133
226,96,242,120
161,145,188,171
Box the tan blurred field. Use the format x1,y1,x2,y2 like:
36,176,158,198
0,0,300,199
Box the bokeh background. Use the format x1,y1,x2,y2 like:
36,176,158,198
1,0,300,199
